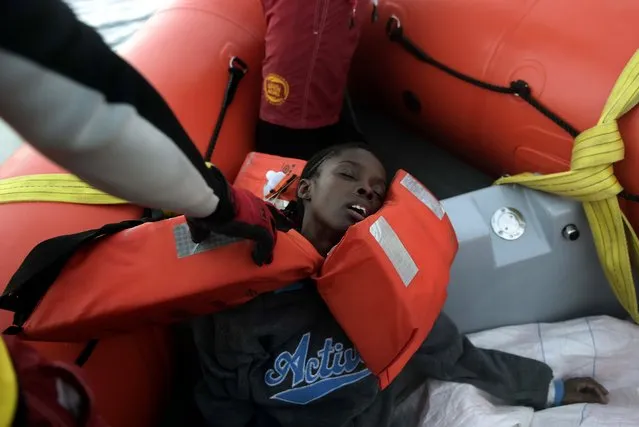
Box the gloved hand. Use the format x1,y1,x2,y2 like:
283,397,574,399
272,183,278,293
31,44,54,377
186,166,284,266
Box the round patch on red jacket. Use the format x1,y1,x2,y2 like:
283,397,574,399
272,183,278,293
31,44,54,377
264,73,289,105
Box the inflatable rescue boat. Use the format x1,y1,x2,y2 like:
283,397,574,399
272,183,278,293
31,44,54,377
0,0,638,425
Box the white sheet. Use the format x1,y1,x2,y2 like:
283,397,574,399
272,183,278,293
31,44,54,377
421,316,639,427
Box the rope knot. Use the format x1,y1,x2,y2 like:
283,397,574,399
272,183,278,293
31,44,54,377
570,121,623,170
510,80,531,98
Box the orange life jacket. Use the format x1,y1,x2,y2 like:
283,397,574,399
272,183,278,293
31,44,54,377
235,153,459,388
0,218,322,341
1,153,458,389
317,169,459,388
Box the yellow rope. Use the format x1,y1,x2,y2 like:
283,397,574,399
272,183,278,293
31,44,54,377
496,50,639,322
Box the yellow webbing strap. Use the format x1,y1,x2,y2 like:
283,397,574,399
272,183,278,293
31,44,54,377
0,174,126,205
496,50,639,323
0,338,18,427
0,163,217,207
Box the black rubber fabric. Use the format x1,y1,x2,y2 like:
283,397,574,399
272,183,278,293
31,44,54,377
255,119,363,161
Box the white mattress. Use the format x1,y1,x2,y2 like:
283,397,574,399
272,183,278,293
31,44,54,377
421,316,639,427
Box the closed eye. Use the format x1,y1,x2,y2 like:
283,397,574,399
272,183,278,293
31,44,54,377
339,172,356,180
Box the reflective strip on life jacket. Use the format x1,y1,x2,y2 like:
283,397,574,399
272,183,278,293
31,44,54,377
2,216,323,341
318,170,458,389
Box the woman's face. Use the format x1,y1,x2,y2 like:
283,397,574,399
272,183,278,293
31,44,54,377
298,148,387,252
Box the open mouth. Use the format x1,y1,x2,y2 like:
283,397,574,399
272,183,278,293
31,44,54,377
347,204,368,221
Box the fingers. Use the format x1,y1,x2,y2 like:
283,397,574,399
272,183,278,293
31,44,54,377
190,229,211,244
228,222,275,266
252,247,272,266
207,220,276,266
565,377,610,405
578,378,610,404
577,393,607,404
186,218,211,243
252,233,275,266
267,205,294,231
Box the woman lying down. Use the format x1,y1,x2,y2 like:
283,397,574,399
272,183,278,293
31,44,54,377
188,143,609,427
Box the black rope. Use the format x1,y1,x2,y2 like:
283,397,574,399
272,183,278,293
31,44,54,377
75,339,99,367
204,56,249,162
620,191,639,203
508,80,579,138
385,17,580,137
371,4,379,22
385,16,639,202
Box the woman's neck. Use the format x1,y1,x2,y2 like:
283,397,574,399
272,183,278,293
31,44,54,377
300,218,342,256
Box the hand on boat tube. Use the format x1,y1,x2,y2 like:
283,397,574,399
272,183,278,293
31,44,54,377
561,377,610,405
186,166,282,266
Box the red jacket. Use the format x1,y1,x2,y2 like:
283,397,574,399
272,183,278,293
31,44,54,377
260,0,363,129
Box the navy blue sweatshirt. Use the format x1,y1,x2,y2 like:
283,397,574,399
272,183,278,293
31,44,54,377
191,281,554,426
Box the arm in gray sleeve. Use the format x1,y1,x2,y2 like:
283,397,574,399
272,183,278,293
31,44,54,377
409,313,554,410
0,49,218,218
0,1,220,218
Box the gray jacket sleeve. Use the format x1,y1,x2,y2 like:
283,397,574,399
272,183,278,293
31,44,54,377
409,313,554,410
0,1,219,218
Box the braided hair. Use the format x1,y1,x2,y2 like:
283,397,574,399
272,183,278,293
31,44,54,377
281,142,379,229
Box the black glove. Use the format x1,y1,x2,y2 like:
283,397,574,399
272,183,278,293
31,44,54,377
186,166,287,266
